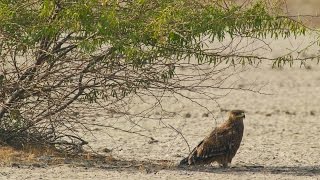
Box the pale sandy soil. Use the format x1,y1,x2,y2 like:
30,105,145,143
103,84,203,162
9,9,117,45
1,40,320,180
1,1,320,180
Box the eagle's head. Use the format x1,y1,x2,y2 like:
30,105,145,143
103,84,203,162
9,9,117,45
228,110,245,122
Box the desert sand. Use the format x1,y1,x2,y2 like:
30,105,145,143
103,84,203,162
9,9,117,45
1,1,320,179
1,57,320,180
1,39,320,180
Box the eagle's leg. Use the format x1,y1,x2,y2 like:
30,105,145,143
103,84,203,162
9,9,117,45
221,162,228,168
218,160,229,168
227,158,232,167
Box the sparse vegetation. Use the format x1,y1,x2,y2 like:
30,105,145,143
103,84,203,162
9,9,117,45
0,0,316,157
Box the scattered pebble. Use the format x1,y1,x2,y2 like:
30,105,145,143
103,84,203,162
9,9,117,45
284,111,296,115
148,139,159,144
202,113,209,117
102,148,112,153
305,65,312,70
184,113,191,118
238,84,245,88
310,111,316,116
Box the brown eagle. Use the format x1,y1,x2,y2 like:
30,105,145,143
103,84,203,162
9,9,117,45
180,110,245,167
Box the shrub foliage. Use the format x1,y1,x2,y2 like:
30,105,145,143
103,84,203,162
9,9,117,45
0,0,308,152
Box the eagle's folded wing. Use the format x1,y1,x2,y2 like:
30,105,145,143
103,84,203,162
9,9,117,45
188,128,233,163
195,137,227,158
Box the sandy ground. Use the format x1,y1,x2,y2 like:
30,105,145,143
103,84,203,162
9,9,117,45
2,42,320,180
1,1,320,179
1,63,320,179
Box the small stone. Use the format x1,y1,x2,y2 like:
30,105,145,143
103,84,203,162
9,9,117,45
202,113,209,117
310,111,316,116
148,139,159,144
284,111,296,115
102,148,112,153
184,113,191,118
305,65,312,70
238,84,245,88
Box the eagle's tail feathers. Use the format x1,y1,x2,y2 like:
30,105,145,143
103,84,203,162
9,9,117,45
179,157,189,165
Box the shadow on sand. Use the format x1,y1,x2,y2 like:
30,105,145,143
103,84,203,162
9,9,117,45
94,159,320,177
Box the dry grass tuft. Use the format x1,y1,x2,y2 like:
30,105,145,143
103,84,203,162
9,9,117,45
0,143,121,168
0,144,60,165
0,146,37,165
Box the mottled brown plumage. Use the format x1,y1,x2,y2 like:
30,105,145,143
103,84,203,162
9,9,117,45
180,110,245,167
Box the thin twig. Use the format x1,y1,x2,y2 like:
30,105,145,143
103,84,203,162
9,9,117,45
168,124,191,153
